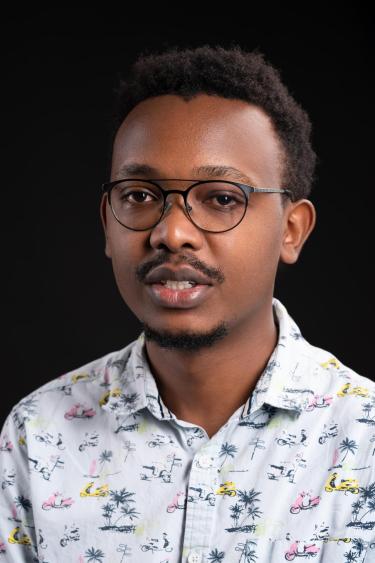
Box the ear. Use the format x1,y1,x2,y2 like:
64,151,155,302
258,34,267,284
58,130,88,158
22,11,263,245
279,199,317,264
99,194,112,259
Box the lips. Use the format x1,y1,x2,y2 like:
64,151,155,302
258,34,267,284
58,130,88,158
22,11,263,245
144,266,213,286
145,283,214,309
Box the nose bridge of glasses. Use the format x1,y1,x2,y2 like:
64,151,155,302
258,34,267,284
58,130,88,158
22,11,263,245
162,188,192,216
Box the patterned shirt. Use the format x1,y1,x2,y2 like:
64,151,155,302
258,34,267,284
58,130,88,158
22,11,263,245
1,297,374,563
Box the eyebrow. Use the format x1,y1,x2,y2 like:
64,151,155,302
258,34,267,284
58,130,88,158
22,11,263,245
115,162,258,186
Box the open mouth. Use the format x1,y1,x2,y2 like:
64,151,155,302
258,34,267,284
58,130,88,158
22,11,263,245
158,280,198,289
146,282,213,308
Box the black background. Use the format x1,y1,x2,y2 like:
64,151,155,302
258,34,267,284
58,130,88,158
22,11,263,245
2,7,374,428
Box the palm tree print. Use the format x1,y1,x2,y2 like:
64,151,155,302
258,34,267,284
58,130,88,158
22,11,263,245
207,547,225,562
226,488,262,533
343,549,359,562
356,398,375,425
347,481,375,531
99,487,140,533
219,442,238,470
229,502,244,528
98,449,113,471
235,539,258,563
351,537,367,558
84,546,105,562
119,392,140,412
109,392,140,413
362,403,373,419
14,495,32,512
339,437,358,462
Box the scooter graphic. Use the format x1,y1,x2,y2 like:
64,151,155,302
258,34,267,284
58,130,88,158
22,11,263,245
8,526,32,545
167,491,187,513
64,403,96,420
80,481,109,497
305,394,332,411
78,431,99,452
290,491,320,513
42,491,74,510
60,524,80,547
285,540,320,560
324,472,359,494
318,423,338,444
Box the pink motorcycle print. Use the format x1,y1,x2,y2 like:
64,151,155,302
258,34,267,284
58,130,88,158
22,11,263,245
285,540,320,560
64,403,96,420
290,491,320,513
0,436,13,452
305,394,333,411
42,491,74,510
167,491,187,513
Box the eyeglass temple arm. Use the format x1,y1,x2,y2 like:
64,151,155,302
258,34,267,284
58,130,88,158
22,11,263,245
252,187,294,200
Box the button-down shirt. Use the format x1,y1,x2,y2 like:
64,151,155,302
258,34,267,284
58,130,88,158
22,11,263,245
1,297,374,562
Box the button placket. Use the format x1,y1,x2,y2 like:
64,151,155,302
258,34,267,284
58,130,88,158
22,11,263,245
182,446,220,560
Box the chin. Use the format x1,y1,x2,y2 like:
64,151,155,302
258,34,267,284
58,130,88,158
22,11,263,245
140,319,230,352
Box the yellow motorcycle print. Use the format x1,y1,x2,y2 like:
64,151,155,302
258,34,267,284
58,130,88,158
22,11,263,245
80,481,109,497
71,373,91,384
337,383,369,398
99,387,122,407
8,526,31,545
215,481,236,496
327,535,351,544
321,357,340,370
324,472,359,494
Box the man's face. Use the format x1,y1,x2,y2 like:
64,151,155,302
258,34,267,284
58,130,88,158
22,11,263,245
100,94,292,351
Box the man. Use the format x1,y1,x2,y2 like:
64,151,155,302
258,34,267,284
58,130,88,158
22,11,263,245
1,44,374,562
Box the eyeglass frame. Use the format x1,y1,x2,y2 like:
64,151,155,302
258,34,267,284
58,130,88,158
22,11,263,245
101,178,294,234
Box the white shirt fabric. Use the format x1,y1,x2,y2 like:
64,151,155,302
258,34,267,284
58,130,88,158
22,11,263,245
1,297,374,562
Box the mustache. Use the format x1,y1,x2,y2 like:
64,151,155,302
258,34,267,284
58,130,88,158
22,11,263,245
135,252,225,284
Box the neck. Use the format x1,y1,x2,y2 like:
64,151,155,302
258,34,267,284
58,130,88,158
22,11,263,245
144,299,279,438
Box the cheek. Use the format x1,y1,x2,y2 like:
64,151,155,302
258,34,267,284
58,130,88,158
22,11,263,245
106,230,144,292
219,216,282,288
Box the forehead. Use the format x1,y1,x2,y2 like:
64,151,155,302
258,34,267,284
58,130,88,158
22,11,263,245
111,94,283,186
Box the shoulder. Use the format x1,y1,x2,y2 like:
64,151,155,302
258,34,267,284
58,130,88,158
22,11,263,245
3,338,138,429
301,339,374,393
295,339,375,433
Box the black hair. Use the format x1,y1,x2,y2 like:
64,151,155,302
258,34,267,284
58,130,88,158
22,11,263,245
108,43,318,206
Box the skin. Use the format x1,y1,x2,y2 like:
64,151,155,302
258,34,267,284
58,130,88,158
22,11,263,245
100,93,316,438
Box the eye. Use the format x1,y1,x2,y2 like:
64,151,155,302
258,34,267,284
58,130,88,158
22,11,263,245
119,188,160,204
211,193,238,206
202,191,244,210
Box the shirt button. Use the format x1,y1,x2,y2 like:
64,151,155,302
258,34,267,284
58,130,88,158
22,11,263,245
187,551,201,563
197,454,212,468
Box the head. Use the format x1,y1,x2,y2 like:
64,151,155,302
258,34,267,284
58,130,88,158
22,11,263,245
100,44,317,352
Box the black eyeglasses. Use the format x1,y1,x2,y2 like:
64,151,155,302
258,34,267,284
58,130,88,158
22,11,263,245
101,178,293,234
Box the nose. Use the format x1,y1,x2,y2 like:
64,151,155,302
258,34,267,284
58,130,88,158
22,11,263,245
149,191,203,251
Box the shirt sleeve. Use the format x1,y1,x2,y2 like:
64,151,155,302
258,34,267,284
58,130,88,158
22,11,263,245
0,408,39,562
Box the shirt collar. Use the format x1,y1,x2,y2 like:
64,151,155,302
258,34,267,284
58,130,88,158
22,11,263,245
100,297,310,422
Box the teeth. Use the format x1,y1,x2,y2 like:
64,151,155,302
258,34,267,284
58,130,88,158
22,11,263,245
162,280,196,289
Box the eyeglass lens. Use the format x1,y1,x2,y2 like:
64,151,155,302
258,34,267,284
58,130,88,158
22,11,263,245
109,180,247,232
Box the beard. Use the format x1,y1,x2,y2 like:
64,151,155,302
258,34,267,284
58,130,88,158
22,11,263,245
140,319,230,352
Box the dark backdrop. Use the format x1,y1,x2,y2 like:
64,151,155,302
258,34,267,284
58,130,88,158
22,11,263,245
2,7,374,428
